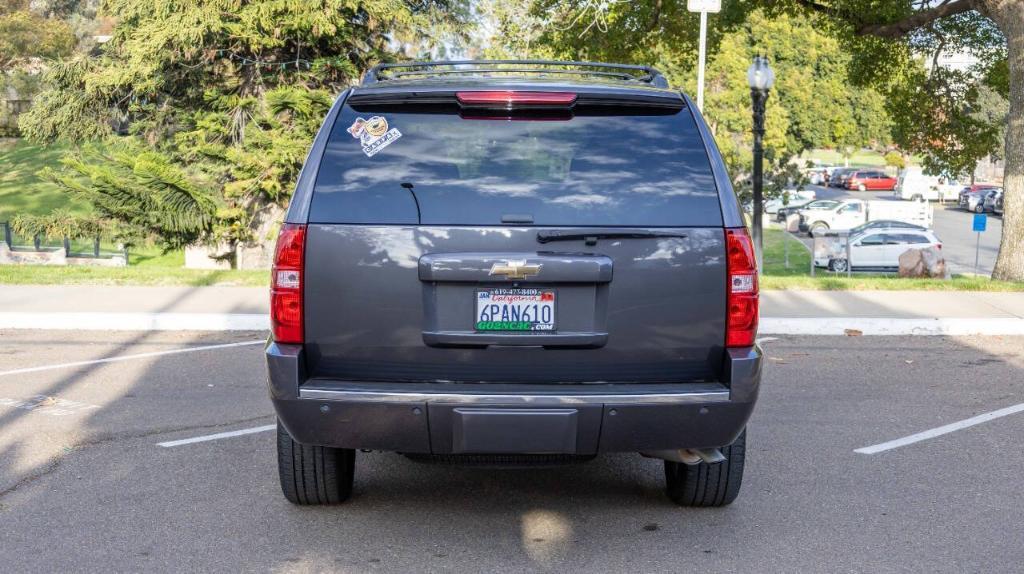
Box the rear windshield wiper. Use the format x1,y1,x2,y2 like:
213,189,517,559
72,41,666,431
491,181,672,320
537,230,688,245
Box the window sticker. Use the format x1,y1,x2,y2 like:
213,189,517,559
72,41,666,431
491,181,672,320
347,115,402,157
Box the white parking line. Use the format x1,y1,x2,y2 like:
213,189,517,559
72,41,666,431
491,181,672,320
855,402,1024,455
157,424,276,447
0,340,264,377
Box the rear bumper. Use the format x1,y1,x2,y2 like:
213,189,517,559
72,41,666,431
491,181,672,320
266,343,761,454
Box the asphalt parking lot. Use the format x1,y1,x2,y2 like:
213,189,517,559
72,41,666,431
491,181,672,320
2,330,1023,572
808,184,1002,275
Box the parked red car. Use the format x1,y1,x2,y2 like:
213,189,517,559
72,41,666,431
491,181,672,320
845,170,898,191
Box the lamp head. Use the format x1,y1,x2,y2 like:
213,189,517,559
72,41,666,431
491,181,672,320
747,55,775,91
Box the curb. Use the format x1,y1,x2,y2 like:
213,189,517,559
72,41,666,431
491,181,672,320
2,312,1024,335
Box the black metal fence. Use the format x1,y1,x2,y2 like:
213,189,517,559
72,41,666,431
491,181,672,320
0,220,128,261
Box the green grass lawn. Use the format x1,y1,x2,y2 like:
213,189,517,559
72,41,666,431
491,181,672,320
798,148,886,167
0,139,266,285
761,227,1024,291
0,264,268,286
0,139,89,222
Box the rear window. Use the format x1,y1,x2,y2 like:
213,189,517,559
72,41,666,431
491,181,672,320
308,102,723,227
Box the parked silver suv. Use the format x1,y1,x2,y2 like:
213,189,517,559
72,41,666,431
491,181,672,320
266,61,762,507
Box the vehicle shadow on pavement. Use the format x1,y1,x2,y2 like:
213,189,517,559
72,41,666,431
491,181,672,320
0,289,270,499
2,333,1024,572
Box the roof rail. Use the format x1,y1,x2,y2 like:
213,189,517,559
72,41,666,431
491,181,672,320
361,60,670,89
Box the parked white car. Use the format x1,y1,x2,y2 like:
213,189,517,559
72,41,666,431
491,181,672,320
894,167,962,202
800,198,933,236
763,188,817,213
814,229,943,271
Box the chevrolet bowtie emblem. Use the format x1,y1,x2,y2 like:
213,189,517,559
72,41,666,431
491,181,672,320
489,260,541,280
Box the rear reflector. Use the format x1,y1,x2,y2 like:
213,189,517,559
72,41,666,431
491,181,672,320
725,227,759,348
271,224,306,344
456,91,577,107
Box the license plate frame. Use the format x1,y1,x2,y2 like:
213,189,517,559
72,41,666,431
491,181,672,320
474,288,556,332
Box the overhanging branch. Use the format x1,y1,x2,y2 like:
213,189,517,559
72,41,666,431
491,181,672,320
795,0,978,39
856,0,976,38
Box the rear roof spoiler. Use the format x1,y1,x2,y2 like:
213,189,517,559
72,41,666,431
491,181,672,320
362,60,670,89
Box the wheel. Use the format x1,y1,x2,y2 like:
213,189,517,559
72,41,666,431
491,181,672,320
829,258,849,272
664,430,746,507
974,203,985,213
277,420,355,505
809,222,829,236
911,194,923,202
857,184,866,192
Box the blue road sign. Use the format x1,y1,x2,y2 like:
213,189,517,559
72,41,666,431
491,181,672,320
973,213,988,232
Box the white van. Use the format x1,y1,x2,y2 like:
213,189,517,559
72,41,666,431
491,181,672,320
895,167,961,202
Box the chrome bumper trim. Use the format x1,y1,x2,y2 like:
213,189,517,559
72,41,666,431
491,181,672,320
298,384,730,405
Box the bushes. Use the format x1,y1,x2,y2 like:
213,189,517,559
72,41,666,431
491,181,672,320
10,209,106,241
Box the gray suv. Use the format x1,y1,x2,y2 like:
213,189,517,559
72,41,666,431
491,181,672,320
266,60,762,507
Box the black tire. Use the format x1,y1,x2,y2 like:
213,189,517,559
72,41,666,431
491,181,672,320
664,430,746,507
829,258,849,272
277,420,355,505
809,222,828,236
975,203,985,213
911,194,923,202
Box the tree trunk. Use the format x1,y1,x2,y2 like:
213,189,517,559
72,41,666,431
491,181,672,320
986,0,1024,281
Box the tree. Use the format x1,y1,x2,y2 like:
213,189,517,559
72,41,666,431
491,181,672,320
492,0,1023,281
486,3,892,177
0,2,76,69
0,0,77,126
42,142,218,250
884,150,907,171
21,0,470,266
776,1,1021,281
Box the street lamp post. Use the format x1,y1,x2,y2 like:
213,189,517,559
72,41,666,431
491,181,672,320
747,55,775,272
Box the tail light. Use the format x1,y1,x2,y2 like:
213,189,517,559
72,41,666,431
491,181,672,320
271,224,306,344
456,91,577,107
936,243,942,250
725,228,759,348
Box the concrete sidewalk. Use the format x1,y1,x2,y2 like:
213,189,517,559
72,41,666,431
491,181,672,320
762,290,1024,319
2,285,1024,334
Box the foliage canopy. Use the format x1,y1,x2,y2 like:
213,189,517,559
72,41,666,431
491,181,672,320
22,0,470,253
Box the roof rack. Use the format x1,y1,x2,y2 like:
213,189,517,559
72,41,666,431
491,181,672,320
362,60,670,89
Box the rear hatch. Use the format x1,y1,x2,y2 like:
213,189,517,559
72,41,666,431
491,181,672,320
302,88,731,384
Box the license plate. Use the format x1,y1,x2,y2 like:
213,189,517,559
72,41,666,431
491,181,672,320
475,288,555,331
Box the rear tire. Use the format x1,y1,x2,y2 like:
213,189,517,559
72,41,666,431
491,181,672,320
975,203,985,213
664,430,746,507
277,420,355,505
809,221,829,236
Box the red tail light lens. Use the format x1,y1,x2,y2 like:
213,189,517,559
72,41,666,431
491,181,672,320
271,224,306,344
456,91,577,107
725,228,759,348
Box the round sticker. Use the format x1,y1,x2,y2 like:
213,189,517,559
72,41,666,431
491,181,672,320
364,116,389,137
